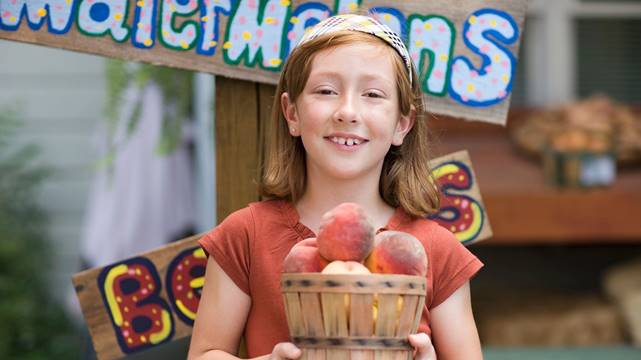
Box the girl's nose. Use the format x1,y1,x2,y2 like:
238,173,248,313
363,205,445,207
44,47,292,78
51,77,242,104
333,93,360,124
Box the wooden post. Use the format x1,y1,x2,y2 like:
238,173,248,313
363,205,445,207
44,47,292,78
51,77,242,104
214,77,261,221
214,78,277,220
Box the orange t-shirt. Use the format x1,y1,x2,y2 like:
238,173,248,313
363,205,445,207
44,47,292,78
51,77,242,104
199,199,483,358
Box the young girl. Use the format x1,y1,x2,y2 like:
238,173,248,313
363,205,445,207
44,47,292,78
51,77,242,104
188,14,483,360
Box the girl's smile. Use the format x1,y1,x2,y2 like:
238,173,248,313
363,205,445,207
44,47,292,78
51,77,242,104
324,132,369,151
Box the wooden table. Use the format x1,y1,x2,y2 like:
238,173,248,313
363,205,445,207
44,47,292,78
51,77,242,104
431,110,641,245
483,347,641,359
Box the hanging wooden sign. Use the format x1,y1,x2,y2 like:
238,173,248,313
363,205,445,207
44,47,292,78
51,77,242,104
72,149,491,359
1,0,526,124
429,150,491,245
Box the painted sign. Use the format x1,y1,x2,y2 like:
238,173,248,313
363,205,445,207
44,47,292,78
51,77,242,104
0,0,527,124
429,150,491,244
72,150,491,359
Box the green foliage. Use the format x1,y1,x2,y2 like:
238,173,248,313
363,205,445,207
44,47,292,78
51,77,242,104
105,60,194,157
0,109,80,359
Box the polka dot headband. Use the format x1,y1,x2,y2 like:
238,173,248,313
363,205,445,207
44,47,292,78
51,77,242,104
297,14,413,86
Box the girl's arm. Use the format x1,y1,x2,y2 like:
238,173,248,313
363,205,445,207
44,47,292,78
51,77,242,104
187,257,302,360
429,281,483,360
187,256,251,359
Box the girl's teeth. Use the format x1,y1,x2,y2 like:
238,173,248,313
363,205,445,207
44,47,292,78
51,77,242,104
329,136,363,146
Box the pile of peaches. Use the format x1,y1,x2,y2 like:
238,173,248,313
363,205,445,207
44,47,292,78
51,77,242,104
283,203,427,277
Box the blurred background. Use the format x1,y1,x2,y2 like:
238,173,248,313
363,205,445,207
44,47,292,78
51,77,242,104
1,0,641,358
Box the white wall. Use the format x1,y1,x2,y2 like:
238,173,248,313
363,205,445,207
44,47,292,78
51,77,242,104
0,40,105,301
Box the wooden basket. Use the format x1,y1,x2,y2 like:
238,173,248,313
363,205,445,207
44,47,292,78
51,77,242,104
280,273,426,360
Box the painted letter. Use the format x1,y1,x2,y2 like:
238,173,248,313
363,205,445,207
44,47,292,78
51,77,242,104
165,247,207,325
159,0,199,50
224,0,290,71
334,0,360,14
0,0,74,34
284,2,330,56
429,161,484,244
197,0,234,55
97,258,174,354
132,0,157,48
449,8,519,106
77,0,129,42
408,15,455,96
368,7,406,41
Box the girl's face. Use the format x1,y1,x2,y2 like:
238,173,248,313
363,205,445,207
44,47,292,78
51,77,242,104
281,42,415,182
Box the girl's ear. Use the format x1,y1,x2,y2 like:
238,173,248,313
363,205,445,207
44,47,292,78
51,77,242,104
281,92,300,136
392,105,416,146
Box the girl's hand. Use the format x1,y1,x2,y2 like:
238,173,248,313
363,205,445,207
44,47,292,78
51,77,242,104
268,342,302,360
408,333,437,360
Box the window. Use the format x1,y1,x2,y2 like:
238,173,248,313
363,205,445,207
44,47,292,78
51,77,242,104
518,0,641,106
576,18,641,104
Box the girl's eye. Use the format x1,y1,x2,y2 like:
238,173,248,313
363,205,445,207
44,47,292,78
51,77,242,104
365,92,383,98
317,89,335,95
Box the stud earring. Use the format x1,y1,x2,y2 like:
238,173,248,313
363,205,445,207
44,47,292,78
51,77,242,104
290,127,296,135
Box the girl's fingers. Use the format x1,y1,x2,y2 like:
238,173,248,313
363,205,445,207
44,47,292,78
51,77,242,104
271,342,302,359
408,332,431,349
408,333,435,360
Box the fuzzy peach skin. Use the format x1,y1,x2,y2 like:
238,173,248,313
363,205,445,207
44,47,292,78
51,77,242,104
316,203,375,262
282,238,328,273
365,231,428,276
292,237,330,268
292,237,320,250
321,260,371,275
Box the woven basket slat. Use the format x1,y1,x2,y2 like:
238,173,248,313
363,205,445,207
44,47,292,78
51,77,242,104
397,295,418,336
411,294,426,332
350,349,375,360
321,292,350,360
350,294,375,360
320,293,349,336
375,294,400,360
300,293,326,360
284,293,305,336
375,350,395,360
392,346,411,360
375,294,399,335
302,347,325,360
282,294,294,334
391,348,410,360
300,293,325,336
349,294,374,335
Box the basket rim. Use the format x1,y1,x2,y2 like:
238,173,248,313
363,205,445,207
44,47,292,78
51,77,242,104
281,272,425,280
280,273,426,295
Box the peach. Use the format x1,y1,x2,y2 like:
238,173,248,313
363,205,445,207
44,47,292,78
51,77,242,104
282,238,328,273
293,237,330,267
316,203,375,262
321,260,371,275
292,237,320,250
365,231,427,276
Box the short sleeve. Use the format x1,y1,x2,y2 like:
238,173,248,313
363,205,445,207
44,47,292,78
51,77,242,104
198,207,254,295
429,225,484,308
